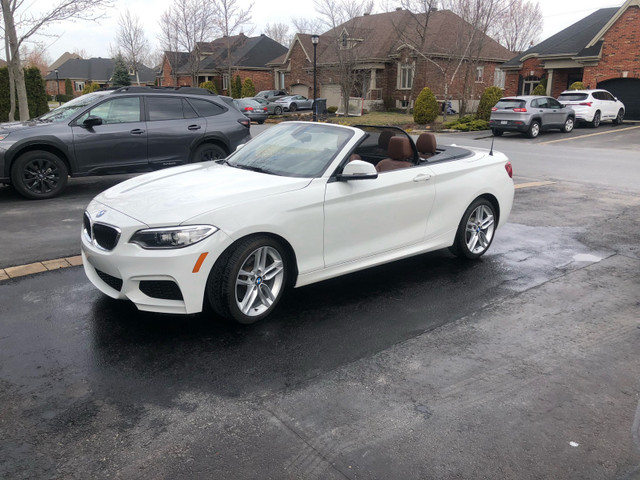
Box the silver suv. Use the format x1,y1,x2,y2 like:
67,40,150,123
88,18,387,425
489,96,575,138
557,89,625,127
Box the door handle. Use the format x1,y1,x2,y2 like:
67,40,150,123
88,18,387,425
130,129,145,135
188,124,202,130
413,174,431,182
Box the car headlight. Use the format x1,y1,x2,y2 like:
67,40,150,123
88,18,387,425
129,225,218,249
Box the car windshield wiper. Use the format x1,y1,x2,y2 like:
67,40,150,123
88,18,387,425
233,164,273,174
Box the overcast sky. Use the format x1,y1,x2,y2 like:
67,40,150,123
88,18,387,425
16,0,625,65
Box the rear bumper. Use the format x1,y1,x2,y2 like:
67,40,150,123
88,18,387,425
489,119,529,132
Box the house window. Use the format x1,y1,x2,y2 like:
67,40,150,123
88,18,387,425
475,66,484,83
494,69,505,88
74,81,85,92
522,77,540,95
398,62,414,90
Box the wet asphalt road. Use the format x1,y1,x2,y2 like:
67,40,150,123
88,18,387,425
1,128,640,479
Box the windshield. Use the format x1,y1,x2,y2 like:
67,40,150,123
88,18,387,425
38,92,110,123
227,123,354,178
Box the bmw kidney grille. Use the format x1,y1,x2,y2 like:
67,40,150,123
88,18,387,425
83,211,121,251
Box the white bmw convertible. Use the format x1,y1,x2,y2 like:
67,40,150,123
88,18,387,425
82,122,514,324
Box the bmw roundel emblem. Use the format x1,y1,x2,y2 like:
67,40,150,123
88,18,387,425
96,209,107,218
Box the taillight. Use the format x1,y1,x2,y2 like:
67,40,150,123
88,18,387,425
505,161,513,178
491,107,498,111
513,108,527,112
243,107,254,111
579,102,592,106
263,107,268,112
237,118,250,128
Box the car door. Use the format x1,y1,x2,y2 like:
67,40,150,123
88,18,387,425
546,98,567,126
144,95,205,168
71,95,147,174
323,164,436,267
599,91,617,120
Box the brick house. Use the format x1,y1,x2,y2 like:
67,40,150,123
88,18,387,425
158,33,288,95
271,8,512,113
44,57,156,97
500,0,640,119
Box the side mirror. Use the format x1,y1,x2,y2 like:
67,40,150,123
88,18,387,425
82,115,103,128
235,144,245,152
337,160,378,181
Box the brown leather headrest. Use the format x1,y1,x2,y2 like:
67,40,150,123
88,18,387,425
416,133,437,155
378,130,394,149
387,136,413,161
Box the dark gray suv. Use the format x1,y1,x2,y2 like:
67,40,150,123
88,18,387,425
0,86,251,199
489,95,575,138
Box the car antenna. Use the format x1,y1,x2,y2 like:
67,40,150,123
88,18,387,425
489,134,495,156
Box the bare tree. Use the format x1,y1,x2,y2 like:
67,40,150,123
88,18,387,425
212,0,253,92
313,0,375,114
21,42,50,76
264,22,290,46
116,9,149,85
158,0,218,85
489,0,542,52
1,0,112,121
291,18,324,35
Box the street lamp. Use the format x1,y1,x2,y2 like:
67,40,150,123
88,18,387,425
55,69,60,105
311,34,319,122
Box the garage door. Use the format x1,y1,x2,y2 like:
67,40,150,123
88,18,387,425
321,84,342,110
291,84,310,96
597,78,640,120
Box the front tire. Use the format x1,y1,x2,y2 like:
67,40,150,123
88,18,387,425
192,143,227,163
289,103,297,112
526,120,540,138
207,236,288,324
449,198,496,259
561,117,574,133
11,150,68,199
613,109,624,125
590,111,601,128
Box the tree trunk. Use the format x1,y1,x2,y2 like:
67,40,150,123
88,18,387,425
1,0,30,121
3,30,16,122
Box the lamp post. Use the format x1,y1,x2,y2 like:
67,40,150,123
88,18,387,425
312,34,319,122
55,69,60,105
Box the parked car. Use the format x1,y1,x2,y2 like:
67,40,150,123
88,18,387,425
557,89,625,127
255,89,288,101
489,95,575,138
274,95,314,112
81,123,514,324
250,96,283,115
0,86,251,199
233,98,269,124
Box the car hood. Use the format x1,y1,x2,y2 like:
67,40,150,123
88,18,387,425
94,162,313,226
0,120,53,134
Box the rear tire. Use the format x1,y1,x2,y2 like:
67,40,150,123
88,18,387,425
192,143,227,162
491,128,503,136
274,106,283,115
590,111,601,128
526,120,540,138
449,198,496,259
11,150,68,199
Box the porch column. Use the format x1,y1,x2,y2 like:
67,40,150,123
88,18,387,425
546,69,554,96
370,68,376,99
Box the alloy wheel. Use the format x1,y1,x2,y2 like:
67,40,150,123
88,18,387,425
234,246,285,317
464,204,495,255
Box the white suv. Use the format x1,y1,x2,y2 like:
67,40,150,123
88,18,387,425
557,89,625,127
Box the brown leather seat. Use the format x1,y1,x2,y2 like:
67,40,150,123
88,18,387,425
416,133,437,159
376,136,414,172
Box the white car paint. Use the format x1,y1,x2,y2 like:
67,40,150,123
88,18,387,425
82,122,514,320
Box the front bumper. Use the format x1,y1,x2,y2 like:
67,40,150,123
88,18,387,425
81,204,233,315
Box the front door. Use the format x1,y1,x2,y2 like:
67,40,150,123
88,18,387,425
323,165,436,267
72,96,147,174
